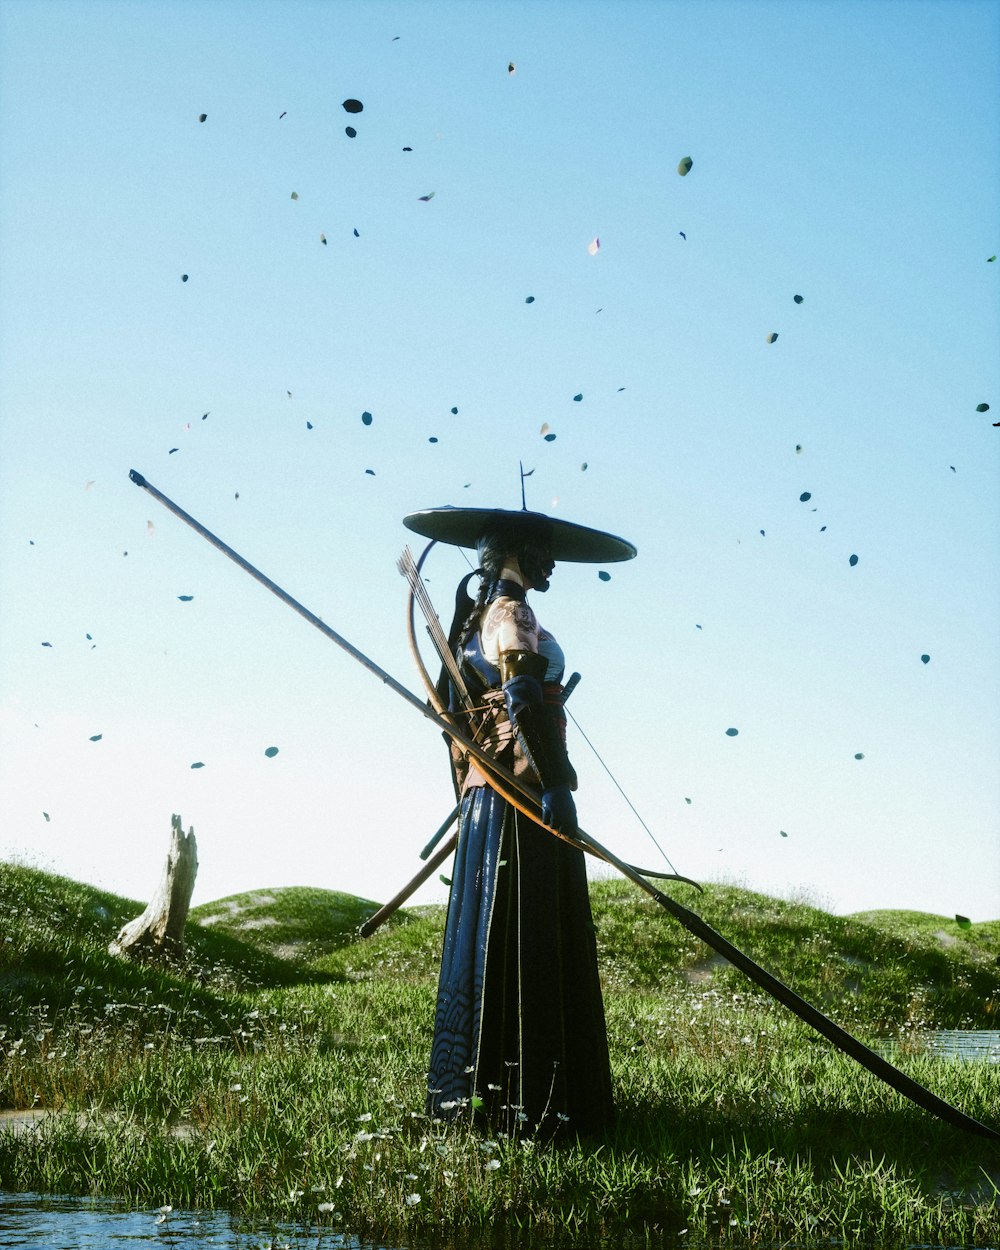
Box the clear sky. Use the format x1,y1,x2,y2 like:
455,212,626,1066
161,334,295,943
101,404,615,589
1,0,997,922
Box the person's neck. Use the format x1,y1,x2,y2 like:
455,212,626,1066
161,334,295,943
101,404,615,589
498,561,525,587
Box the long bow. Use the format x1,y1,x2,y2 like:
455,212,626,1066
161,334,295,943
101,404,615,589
128,470,1000,1144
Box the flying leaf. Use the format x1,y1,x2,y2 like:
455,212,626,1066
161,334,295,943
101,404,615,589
168,447,179,454
854,752,865,760
573,393,583,402
43,812,50,822
402,146,412,151
677,155,693,176
290,191,299,200
202,412,209,420
177,595,194,602
793,294,804,304
508,62,515,75
89,734,103,742
796,444,803,453
320,233,327,245
450,406,458,414
41,641,52,648
439,874,452,887
428,436,438,443
725,728,739,737
353,228,360,237
976,403,990,412
190,761,205,769
799,491,811,502
264,746,279,758
345,126,357,138
598,570,611,582
365,468,375,475
181,274,189,282
587,236,600,255
198,113,207,122
362,411,373,425
342,98,363,113
955,914,972,929
679,231,686,239
418,192,436,201
766,332,779,344
685,798,692,804
921,654,931,664
279,111,287,119
989,256,996,262
544,433,556,442
525,295,535,303
581,462,588,471
306,421,313,430
779,830,788,838
849,553,859,566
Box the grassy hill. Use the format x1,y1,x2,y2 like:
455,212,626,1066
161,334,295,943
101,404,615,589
2,860,998,1246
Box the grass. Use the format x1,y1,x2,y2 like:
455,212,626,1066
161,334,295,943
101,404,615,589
2,859,999,1247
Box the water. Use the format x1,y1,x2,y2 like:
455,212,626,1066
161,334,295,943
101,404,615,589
921,1030,1000,1062
0,1191,368,1249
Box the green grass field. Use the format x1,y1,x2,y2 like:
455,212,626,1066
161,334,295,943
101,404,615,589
2,859,998,1247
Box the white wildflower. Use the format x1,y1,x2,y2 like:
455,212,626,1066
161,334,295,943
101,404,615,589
405,1193,421,1206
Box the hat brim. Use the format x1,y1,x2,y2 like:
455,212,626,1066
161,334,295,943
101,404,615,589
402,506,637,563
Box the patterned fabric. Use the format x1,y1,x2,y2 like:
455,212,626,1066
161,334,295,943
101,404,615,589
426,610,614,1138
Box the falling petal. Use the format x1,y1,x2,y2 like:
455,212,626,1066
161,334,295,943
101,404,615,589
525,295,535,303
598,570,611,582
342,98,363,113
418,192,435,201
177,595,194,602
725,728,739,737
540,422,550,436
587,236,600,255
147,520,155,534
290,191,299,200
799,491,811,502
345,126,357,138
362,411,373,425
955,914,972,929
190,761,205,769
921,654,931,664
793,294,804,304
264,746,279,758
849,553,859,566
198,113,207,122
976,403,990,413
677,155,693,176
89,734,103,742
766,332,779,344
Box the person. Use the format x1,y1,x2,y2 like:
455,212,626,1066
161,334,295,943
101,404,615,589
401,504,637,1137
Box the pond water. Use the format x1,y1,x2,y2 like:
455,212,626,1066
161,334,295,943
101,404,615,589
0,1191,364,1249
921,1029,1000,1062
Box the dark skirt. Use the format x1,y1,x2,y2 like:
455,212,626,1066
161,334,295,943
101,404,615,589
426,785,614,1137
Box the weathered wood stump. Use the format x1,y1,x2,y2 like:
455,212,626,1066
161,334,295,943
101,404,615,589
109,813,198,960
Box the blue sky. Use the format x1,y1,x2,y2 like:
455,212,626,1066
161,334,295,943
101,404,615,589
1,0,997,920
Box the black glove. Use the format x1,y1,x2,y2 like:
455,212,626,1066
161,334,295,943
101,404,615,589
541,782,578,837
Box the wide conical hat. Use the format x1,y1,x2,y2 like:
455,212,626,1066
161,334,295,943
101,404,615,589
402,506,637,563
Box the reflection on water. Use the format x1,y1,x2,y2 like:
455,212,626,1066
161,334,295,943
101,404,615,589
0,1191,370,1249
921,1029,1000,1062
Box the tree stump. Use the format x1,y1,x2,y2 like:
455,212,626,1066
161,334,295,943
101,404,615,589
109,813,198,960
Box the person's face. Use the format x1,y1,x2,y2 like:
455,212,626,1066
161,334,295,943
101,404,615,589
521,544,555,593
